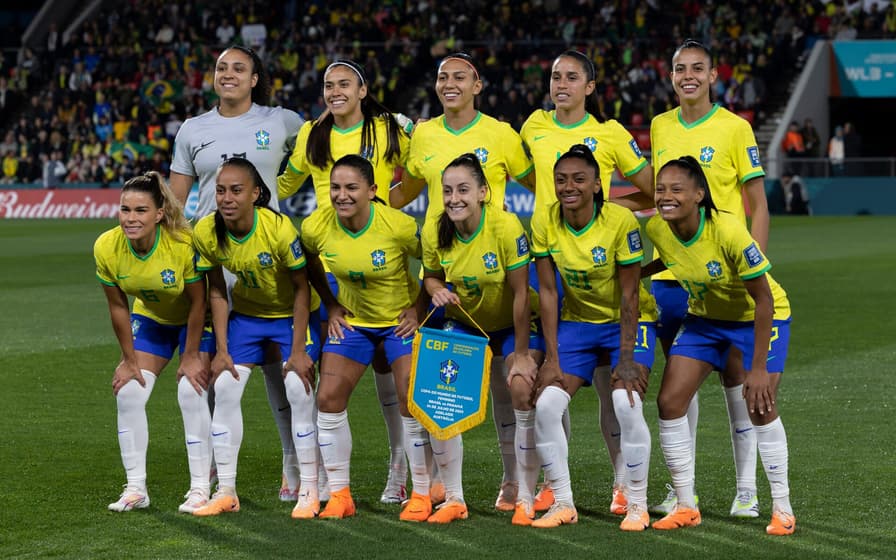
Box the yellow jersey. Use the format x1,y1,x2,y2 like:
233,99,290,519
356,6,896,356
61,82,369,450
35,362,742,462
421,206,531,332
94,225,202,325
193,209,312,318
406,112,533,222
301,203,421,327
645,210,790,322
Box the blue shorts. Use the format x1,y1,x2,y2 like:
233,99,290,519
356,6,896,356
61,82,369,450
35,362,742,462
228,310,322,366
670,315,791,373
439,318,546,357
131,314,215,359
557,320,656,384
323,325,413,365
652,280,689,340
317,272,341,323
529,261,564,315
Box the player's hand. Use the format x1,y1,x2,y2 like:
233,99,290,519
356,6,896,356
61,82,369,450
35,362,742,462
284,351,316,394
177,350,209,395
211,351,238,381
611,358,647,407
326,303,353,340
112,358,144,396
394,306,419,339
507,352,537,391
430,288,460,308
532,359,564,406
743,368,774,415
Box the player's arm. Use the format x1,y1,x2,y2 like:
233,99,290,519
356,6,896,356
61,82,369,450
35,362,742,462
178,278,209,394
423,269,460,308
505,262,538,386
101,283,145,394
532,256,563,400
640,257,667,279
285,266,315,393
207,267,237,380
742,273,774,415
743,176,769,252
614,261,644,405
169,171,195,207
610,164,655,211
390,173,426,208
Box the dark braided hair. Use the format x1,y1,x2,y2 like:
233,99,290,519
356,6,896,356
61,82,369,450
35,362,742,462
213,157,278,249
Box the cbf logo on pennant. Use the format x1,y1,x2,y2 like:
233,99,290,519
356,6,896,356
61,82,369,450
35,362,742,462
409,306,493,440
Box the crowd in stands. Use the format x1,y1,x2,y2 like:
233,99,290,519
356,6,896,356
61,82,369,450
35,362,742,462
0,0,894,187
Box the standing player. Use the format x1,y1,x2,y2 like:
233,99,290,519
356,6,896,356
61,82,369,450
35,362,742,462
647,156,795,536
520,49,654,514
390,52,536,511
648,39,770,518
415,153,543,525
190,157,319,517
277,59,412,504
96,172,213,513
169,45,309,501
300,155,423,519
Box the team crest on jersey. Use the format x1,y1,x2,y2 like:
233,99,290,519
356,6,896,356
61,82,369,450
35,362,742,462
699,146,715,164
290,237,303,259
627,229,642,253
629,138,643,158
474,147,489,163
706,260,723,278
255,129,271,150
371,249,387,268
747,146,761,168
516,233,529,257
743,243,764,267
482,252,499,270
591,246,607,266
131,318,141,337
439,359,460,385
258,252,274,267
442,320,456,332
160,269,176,286
584,137,598,151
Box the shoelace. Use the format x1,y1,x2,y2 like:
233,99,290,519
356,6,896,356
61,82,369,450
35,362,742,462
735,491,755,505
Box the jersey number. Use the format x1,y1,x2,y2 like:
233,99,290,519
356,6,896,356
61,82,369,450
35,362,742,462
462,275,481,297
349,270,367,288
140,289,159,302
235,270,260,289
563,268,592,290
681,279,708,301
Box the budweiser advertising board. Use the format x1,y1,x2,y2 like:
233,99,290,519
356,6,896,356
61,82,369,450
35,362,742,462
0,189,120,219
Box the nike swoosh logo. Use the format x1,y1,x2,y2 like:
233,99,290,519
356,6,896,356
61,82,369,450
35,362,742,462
656,148,667,157
665,262,676,267
278,405,290,412
541,463,553,468
610,432,621,438
735,427,753,434
402,338,414,345
501,422,516,428
324,252,338,258
319,442,333,447
382,401,398,407
297,431,315,438
116,275,129,279
413,442,430,447
767,355,776,362
187,440,202,445
118,430,129,434
518,445,536,451
196,140,216,153
626,462,643,468
433,450,446,456
423,155,436,162
440,259,453,265
212,431,228,437
534,135,546,141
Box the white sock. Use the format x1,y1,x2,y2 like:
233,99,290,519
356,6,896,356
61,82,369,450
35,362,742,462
284,371,319,499
317,410,351,492
116,370,157,489
177,375,211,493
612,389,651,507
535,385,573,505
211,365,251,489
374,372,407,480
490,357,516,484
658,415,696,508
402,416,432,496
262,362,298,490
514,409,537,504
756,417,792,514
594,366,624,487
430,435,464,502
724,384,758,493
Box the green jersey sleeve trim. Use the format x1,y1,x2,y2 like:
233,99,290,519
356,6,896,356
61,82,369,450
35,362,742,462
617,255,644,266
422,265,442,273
740,170,766,183
286,161,305,175
741,263,771,280
288,262,308,271
184,275,204,284
514,164,535,179
196,264,216,272
96,274,116,286
623,159,648,177
531,250,550,258
506,259,530,272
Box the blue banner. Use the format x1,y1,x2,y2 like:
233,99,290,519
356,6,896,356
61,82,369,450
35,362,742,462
408,326,493,440
832,41,896,98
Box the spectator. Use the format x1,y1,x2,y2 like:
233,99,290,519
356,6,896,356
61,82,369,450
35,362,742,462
781,121,806,158
42,150,66,188
782,170,811,215
215,18,236,45
828,125,845,176
2,150,18,183
800,118,821,157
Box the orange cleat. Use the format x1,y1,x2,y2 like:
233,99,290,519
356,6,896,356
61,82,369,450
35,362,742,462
511,501,535,526
610,486,628,515
652,505,701,530
427,500,468,524
533,482,555,512
531,502,578,528
399,492,433,522
318,487,356,520
619,503,650,531
766,510,796,536
193,488,240,516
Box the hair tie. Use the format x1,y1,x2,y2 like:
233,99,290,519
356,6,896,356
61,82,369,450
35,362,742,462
438,55,480,81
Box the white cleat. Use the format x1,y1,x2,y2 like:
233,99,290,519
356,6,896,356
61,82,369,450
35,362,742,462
730,490,760,518
108,485,150,512
178,488,209,514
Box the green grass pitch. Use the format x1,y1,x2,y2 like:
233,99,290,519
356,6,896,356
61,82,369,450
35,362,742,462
0,216,894,558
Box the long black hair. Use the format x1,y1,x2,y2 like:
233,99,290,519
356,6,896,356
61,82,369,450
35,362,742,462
437,153,489,249
213,157,278,249
657,155,718,218
219,45,271,106
555,50,605,123
331,154,387,206
554,144,604,224
307,59,404,169
122,171,191,241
